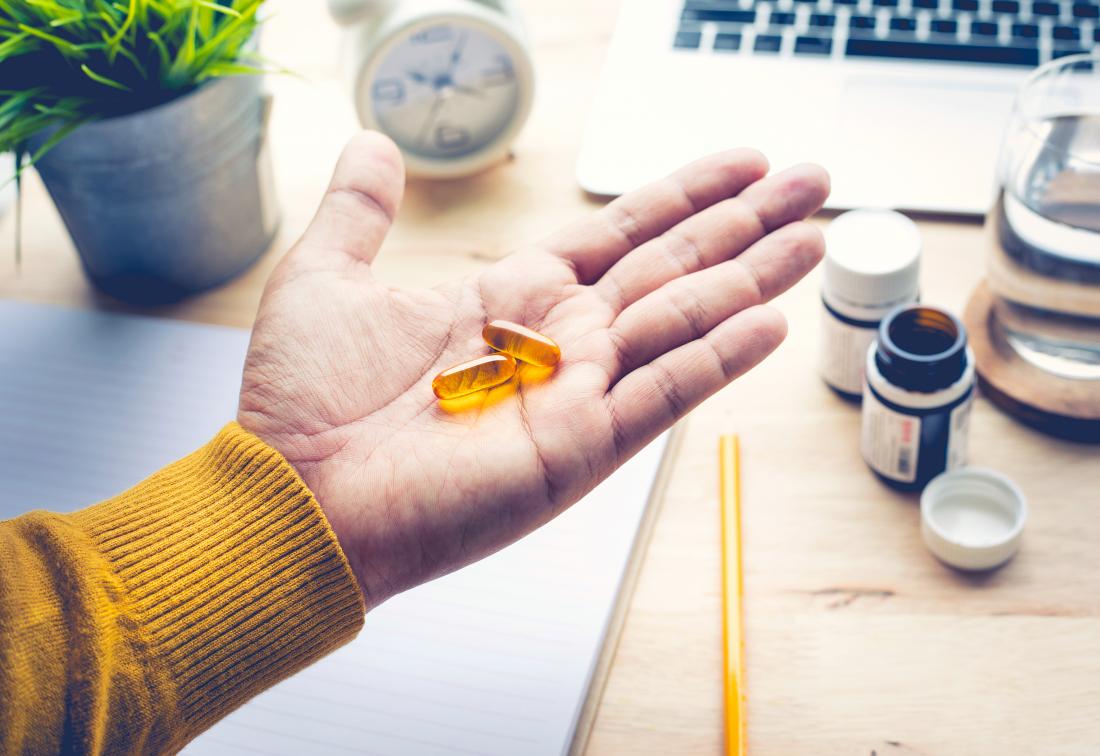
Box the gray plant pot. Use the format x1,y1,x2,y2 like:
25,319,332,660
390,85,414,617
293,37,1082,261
29,75,278,305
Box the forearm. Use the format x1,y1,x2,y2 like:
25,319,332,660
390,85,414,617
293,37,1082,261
0,423,365,754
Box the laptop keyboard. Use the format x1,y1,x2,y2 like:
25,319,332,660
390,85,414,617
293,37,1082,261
674,0,1097,65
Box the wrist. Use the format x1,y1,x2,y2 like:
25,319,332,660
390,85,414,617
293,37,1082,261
234,415,375,604
71,422,365,739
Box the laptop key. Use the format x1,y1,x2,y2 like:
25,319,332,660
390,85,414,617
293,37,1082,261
795,35,834,54
1052,24,1081,39
851,14,878,27
770,11,797,23
754,33,784,52
890,16,918,30
1031,1,1060,14
674,29,703,48
683,0,743,8
930,18,959,32
873,0,901,6
952,0,979,10
1095,27,1100,41
845,37,1040,64
682,9,757,22
810,13,837,26
913,0,941,7
1052,47,1088,58
834,0,860,5
714,32,743,50
991,0,1020,11
971,21,999,35
1012,22,1039,36
1073,3,1100,16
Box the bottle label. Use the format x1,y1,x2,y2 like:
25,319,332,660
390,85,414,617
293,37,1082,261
861,387,922,483
946,393,973,469
820,313,877,396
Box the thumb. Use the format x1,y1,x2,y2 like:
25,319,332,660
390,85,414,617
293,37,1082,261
295,130,406,266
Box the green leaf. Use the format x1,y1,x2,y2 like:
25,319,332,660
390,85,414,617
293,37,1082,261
17,23,89,58
164,3,199,87
26,121,84,164
80,63,132,90
198,60,259,79
24,0,84,26
145,29,169,68
196,1,241,17
103,0,136,62
0,30,32,60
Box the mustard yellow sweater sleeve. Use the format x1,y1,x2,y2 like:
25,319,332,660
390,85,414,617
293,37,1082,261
0,422,366,755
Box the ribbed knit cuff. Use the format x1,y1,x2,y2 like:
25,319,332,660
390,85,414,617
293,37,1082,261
70,422,365,741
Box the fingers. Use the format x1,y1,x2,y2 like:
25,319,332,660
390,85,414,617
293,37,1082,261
593,163,830,313
606,306,788,458
543,149,769,284
607,221,824,377
294,131,406,267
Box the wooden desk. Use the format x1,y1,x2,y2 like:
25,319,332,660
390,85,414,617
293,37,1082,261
3,2,1098,753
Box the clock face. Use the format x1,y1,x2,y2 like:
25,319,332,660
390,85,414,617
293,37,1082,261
369,23,521,161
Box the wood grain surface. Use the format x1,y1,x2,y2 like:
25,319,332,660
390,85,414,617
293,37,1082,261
2,2,1098,754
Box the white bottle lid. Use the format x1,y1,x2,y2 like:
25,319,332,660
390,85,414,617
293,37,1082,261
920,468,1027,571
823,209,921,318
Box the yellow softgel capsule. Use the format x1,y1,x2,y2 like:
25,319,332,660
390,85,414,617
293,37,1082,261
432,353,517,399
482,320,561,367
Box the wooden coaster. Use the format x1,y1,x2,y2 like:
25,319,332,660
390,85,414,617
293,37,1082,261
964,281,1100,443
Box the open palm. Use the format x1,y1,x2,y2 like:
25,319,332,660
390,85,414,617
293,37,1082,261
238,132,829,606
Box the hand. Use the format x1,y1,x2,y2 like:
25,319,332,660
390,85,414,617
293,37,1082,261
238,132,829,605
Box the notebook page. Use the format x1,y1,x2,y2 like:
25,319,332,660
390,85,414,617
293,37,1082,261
0,300,248,513
0,300,668,756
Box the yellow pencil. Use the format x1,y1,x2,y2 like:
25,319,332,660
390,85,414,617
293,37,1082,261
719,435,746,756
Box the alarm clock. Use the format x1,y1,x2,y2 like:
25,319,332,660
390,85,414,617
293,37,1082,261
329,0,535,178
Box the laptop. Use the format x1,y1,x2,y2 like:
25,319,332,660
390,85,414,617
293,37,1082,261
577,0,1097,214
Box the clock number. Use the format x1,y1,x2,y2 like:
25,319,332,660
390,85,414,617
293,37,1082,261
411,26,452,44
435,125,470,150
482,55,514,87
372,78,405,105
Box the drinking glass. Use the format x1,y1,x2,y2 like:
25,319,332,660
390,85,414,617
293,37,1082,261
987,53,1100,380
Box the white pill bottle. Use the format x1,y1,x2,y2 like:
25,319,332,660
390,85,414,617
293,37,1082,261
819,209,922,400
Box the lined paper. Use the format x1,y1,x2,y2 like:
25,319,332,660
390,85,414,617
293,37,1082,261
0,300,668,756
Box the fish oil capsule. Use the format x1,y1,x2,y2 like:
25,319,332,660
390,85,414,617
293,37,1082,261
432,353,517,399
482,320,561,367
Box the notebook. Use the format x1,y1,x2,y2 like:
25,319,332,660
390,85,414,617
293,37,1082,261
0,299,674,756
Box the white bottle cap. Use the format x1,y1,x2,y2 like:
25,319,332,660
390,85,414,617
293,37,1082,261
823,209,921,316
920,468,1027,571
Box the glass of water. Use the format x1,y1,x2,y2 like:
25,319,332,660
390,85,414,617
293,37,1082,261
987,53,1100,381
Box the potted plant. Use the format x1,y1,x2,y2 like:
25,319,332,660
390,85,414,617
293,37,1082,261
0,1,278,305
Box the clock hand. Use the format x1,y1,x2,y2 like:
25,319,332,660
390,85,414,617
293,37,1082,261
416,95,446,148
447,32,468,74
406,70,428,84
451,84,485,99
